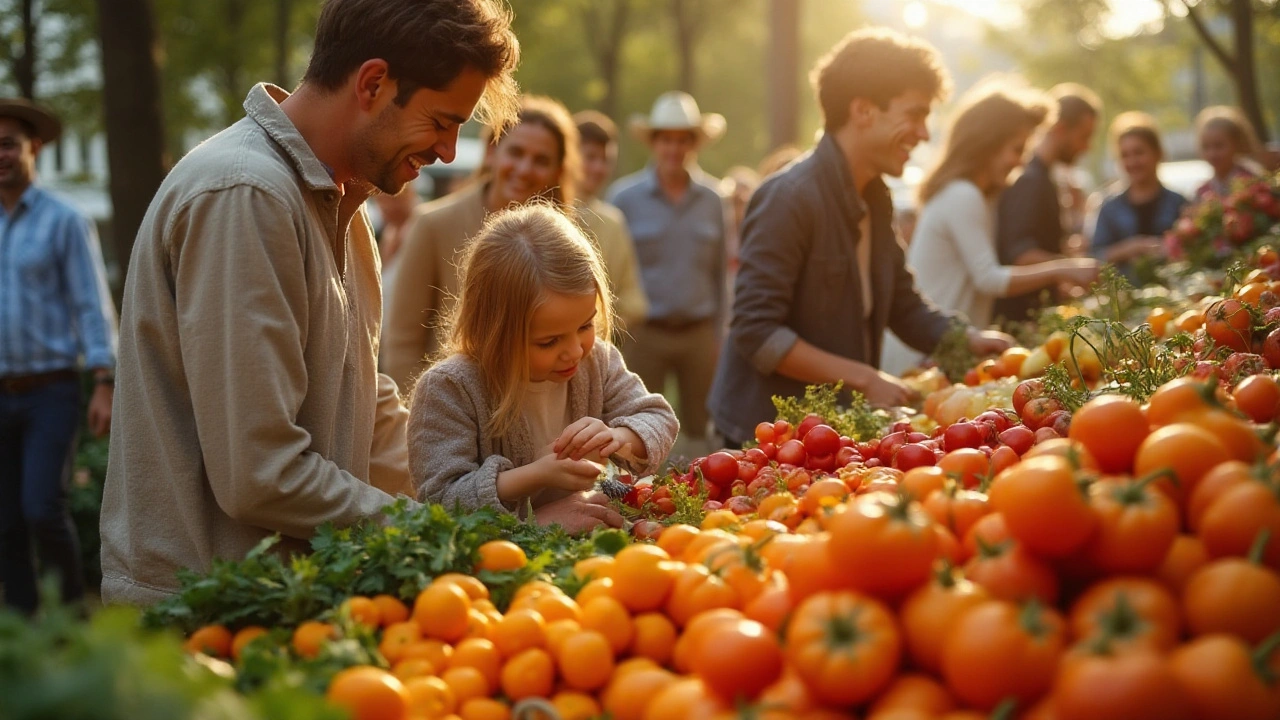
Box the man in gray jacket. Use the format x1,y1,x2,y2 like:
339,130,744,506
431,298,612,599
708,28,1012,447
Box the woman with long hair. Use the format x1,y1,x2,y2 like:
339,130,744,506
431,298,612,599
1195,105,1264,199
1089,112,1187,282
881,80,1098,376
383,95,582,390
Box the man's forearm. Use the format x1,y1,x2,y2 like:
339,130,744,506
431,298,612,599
774,338,874,391
1011,247,1059,266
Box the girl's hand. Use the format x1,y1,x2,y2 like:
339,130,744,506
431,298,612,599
532,491,625,534
531,452,602,492
554,417,625,461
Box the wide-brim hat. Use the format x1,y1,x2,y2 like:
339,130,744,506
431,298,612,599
0,98,61,143
629,91,725,144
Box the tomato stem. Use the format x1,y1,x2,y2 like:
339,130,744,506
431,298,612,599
1132,467,1178,492
1252,630,1280,686
989,697,1018,720
1248,528,1273,566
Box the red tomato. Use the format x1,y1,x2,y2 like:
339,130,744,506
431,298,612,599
1013,379,1046,415
702,452,740,486
755,422,777,445
998,425,1035,455
803,425,841,456
776,440,806,466
894,443,937,471
796,414,824,440
944,422,983,451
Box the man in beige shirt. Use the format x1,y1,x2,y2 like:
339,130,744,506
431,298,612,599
99,0,520,605
572,111,648,332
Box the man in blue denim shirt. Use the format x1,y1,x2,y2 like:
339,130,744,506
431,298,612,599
609,92,728,451
0,99,117,613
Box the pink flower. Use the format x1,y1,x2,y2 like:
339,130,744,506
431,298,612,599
1224,209,1256,245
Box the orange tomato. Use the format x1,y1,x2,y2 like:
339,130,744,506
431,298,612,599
690,618,783,702
571,554,615,582
440,665,490,705
1233,374,1280,423
1132,422,1230,508
1146,377,1218,426
963,538,1059,604
544,617,581,657
638,676,727,720
230,626,268,661
378,621,423,665
1050,649,1192,720
1183,556,1280,644
488,608,546,658
1156,534,1209,595
403,675,456,718
786,591,900,708
1198,480,1280,570
900,466,947,502
922,484,991,541
341,596,382,629
476,540,527,572
458,697,511,720
671,608,744,674
530,591,581,624
578,595,633,656
826,492,937,600
899,572,989,675
1068,395,1148,473
291,620,336,659
601,667,678,720
941,600,1065,711
1068,577,1182,653
448,637,501,689
184,624,233,658
629,612,678,665
415,582,472,642
390,657,435,681
867,673,957,716
610,545,677,613
400,639,453,673
937,449,990,490
1187,460,1255,532
435,573,489,601
499,647,554,701
574,577,615,605
988,454,1096,558
799,478,851,516
325,666,410,720
555,629,615,691
1084,476,1179,575
551,690,602,720
1169,634,1280,720
666,563,740,627
701,509,741,530
371,594,410,626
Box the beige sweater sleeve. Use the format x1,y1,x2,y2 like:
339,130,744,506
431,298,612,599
172,185,399,537
369,372,413,497
382,210,438,392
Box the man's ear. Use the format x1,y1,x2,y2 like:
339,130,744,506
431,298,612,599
353,59,394,112
848,97,877,128
29,137,43,156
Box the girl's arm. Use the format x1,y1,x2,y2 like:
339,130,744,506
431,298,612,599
598,342,679,475
408,369,516,512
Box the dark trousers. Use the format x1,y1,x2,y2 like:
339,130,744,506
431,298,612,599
0,378,84,612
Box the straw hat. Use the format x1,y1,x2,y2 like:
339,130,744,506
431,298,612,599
629,91,725,143
0,97,61,143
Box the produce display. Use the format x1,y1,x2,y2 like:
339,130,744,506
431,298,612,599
5,174,1280,720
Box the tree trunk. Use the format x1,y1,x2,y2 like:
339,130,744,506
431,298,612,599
221,0,250,126
1231,0,1268,142
671,0,696,93
581,0,632,119
98,0,167,282
15,0,36,99
768,0,800,150
274,0,293,88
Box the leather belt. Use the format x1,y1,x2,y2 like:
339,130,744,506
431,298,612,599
0,369,79,394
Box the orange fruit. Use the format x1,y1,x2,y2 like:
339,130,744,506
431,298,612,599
551,691,601,720
476,540,527,572
342,596,382,629
292,621,336,659
471,598,502,623
400,639,453,673
184,624,232,657
391,657,436,681
544,618,582,657
630,612,677,665
600,667,676,720
613,657,660,679
379,621,423,664
555,629,615,691
512,580,560,605
531,592,581,624
441,665,490,704
448,637,502,689
574,577,615,605
499,647,555,700
325,666,410,720
415,582,472,642
488,608,546,658
230,626,268,661
372,594,411,625
657,524,702,557
434,573,489,601
579,595,634,655
404,675,456,718
701,509,740,530
572,555,615,582
463,609,493,640
458,697,511,720
610,545,676,613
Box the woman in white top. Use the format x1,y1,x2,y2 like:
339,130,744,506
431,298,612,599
882,80,1099,376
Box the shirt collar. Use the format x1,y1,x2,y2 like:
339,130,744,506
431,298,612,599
243,83,349,197
817,133,888,220
642,164,711,200
1,184,42,218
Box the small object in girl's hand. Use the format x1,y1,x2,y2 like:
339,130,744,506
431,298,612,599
598,458,633,500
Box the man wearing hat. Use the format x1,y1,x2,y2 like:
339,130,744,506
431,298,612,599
0,98,117,613
607,91,729,455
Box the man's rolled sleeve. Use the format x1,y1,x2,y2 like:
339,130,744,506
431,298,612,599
729,181,812,376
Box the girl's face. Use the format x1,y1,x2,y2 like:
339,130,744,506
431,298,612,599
488,122,563,208
1118,135,1159,185
528,291,597,383
984,128,1030,192
1200,126,1238,177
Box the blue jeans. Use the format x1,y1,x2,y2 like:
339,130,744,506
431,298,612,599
0,377,84,612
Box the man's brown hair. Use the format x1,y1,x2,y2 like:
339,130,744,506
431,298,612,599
573,110,617,148
810,27,952,133
1110,111,1164,157
303,0,520,129
1050,83,1102,129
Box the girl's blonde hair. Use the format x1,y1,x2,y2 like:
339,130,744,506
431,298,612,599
918,77,1053,205
442,203,614,438
1195,105,1261,155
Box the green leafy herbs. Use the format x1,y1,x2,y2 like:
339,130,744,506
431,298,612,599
1042,361,1090,412
144,501,629,632
771,382,888,441
927,321,978,384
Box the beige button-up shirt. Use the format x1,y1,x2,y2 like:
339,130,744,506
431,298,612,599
100,84,413,606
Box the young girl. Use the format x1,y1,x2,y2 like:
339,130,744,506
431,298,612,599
407,204,678,533
879,80,1098,376
1195,105,1263,199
